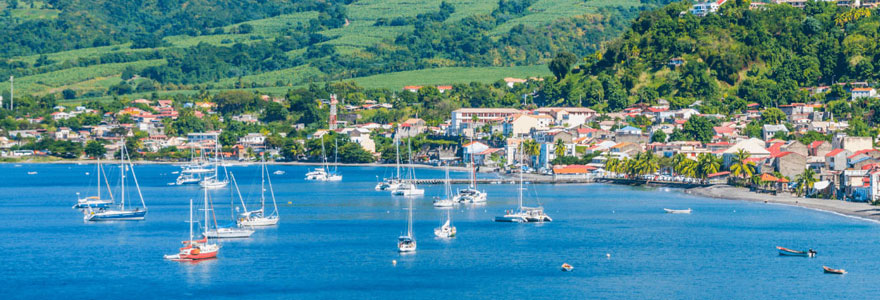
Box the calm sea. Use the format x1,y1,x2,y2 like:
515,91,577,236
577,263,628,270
1,164,878,299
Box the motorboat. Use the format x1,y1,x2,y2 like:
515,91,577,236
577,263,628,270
392,182,424,196
522,206,553,222
74,196,113,209
823,266,846,274
664,208,692,214
453,187,487,203
433,198,455,207
273,170,285,175
777,246,816,257
561,263,573,272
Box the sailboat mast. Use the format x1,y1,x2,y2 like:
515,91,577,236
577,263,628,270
321,138,327,171
519,141,524,210
407,195,413,237
189,198,194,242
96,158,101,199
204,182,209,235
334,138,339,173
261,155,266,211
395,135,401,180
120,142,125,210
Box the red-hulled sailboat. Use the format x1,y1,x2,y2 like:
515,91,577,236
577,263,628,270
165,189,220,261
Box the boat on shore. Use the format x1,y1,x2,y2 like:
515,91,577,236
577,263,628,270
777,246,816,257
664,208,692,214
823,266,846,274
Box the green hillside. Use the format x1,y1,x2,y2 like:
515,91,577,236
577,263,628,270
0,0,660,101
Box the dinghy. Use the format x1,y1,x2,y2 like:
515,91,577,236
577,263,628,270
823,266,846,274
777,246,816,257
664,208,692,214
561,263,573,272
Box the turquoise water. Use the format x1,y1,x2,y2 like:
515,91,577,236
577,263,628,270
1,164,879,299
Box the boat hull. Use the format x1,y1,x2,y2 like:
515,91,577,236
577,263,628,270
203,228,255,238
494,215,527,223
86,209,147,221
238,217,279,227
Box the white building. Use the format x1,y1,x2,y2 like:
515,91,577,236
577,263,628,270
450,108,522,136
690,0,726,17
852,88,877,101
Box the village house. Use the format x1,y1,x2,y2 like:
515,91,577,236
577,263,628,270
851,87,877,101
832,133,872,153
345,128,376,153
450,108,522,137
238,133,266,150
503,114,547,137
808,141,832,157
534,107,597,128
398,118,427,138
826,149,851,171
762,124,789,140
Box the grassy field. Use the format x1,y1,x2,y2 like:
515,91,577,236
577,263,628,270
10,0,642,99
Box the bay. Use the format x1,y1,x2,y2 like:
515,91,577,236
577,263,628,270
0,164,878,299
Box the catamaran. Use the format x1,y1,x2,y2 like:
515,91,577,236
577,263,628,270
376,135,403,191
305,138,342,181
392,139,424,196
164,196,221,261
434,207,456,238
398,192,416,252
203,172,255,238
432,165,455,208
237,156,280,227
176,148,212,185
84,143,147,221
453,144,487,203
74,158,114,209
494,143,551,223
199,142,228,189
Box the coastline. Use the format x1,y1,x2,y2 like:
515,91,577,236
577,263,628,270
686,185,880,223
7,160,481,172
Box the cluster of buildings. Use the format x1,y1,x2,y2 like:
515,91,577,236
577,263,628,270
690,0,880,17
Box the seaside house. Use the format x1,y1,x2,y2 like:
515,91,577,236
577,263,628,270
552,164,596,180
825,149,851,171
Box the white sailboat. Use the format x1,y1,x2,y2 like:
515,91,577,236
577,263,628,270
176,147,212,185
200,142,228,189
74,158,114,209
237,156,280,227
454,137,487,203
376,135,403,191
84,142,147,221
398,192,416,252
203,172,255,238
495,142,551,223
392,138,424,196
164,194,220,261
434,209,456,238
432,165,455,208
305,138,342,181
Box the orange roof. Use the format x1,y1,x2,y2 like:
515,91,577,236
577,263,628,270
826,149,845,157
760,173,779,182
553,165,596,174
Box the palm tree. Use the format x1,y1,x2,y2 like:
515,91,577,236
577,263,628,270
795,168,818,197
697,153,721,180
522,139,540,167
554,139,567,159
678,159,698,178
605,157,620,176
729,149,755,183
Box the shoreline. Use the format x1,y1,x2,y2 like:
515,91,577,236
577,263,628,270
6,160,482,172
686,185,880,223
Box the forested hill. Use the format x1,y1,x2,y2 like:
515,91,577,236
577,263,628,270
542,0,880,115
0,0,665,100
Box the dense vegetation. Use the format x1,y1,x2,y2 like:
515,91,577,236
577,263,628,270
0,0,662,99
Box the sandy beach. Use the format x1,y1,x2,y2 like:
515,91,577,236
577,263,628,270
687,185,880,223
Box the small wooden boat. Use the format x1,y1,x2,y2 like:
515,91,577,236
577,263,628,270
664,208,691,214
777,246,816,257
823,266,846,274
561,263,573,272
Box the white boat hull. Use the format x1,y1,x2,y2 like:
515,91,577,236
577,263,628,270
203,228,255,238
238,216,279,227
200,180,228,189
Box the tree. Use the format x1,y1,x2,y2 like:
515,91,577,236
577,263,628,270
62,89,76,100
651,130,667,143
728,149,755,181
549,52,577,81
795,168,817,197
522,139,540,167
682,115,714,143
554,139,566,158
761,108,787,125
84,140,107,159
262,102,288,122
696,153,721,179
